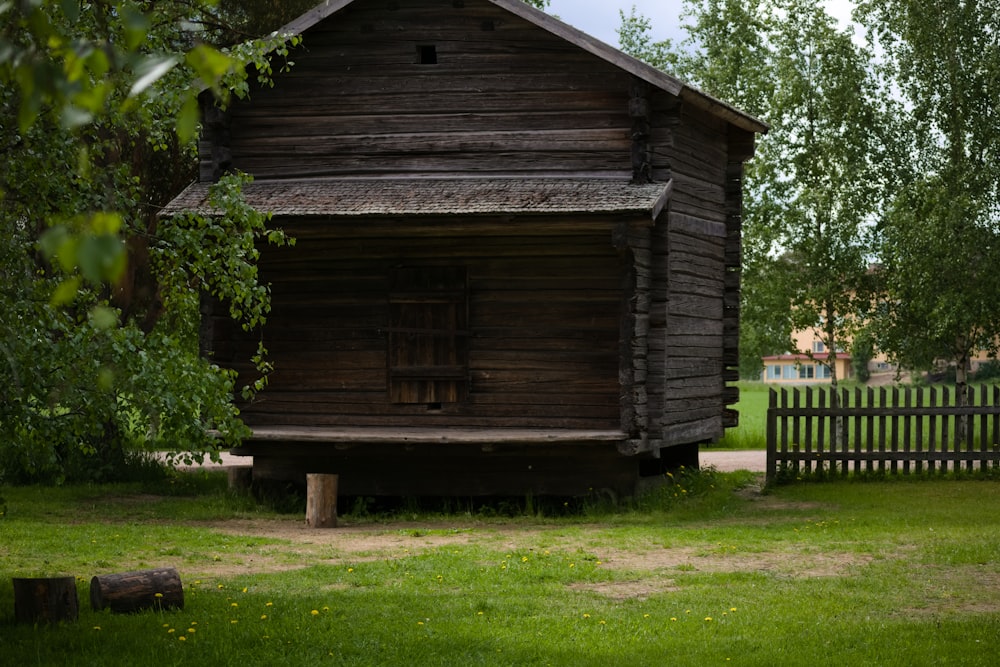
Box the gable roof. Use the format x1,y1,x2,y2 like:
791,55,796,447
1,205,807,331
271,0,767,134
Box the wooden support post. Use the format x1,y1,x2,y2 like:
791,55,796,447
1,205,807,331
227,465,253,490
90,567,184,613
306,473,338,528
13,576,79,624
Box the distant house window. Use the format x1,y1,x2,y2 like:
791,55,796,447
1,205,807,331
817,364,831,379
798,365,815,380
812,341,825,353
388,267,468,405
782,365,798,380
767,365,781,380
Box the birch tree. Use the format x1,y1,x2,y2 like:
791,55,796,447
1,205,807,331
620,0,883,386
859,0,1000,407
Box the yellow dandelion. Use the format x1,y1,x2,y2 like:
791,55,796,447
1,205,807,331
521,556,528,563
583,613,591,619
347,567,354,573
311,609,319,616
266,602,273,607
92,626,101,631
231,620,238,624
178,636,186,642
569,563,575,568
242,587,248,593
162,623,170,628
168,629,176,634
217,584,224,589
670,617,677,622
261,615,267,620
730,607,737,612
704,617,713,622
231,603,238,608
187,628,196,633
599,620,607,625
154,593,163,598
417,621,424,626
644,614,650,618
477,611,484,616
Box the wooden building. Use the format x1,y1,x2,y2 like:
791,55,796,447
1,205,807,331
163,0,767,497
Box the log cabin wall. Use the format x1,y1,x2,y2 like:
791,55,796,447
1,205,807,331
646,91,745,446
212,218,627,430
202,0,635,181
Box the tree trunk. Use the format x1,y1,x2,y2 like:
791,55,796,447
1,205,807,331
826,327,846,451
956,349,969,448
90,568,184,613
13,576,79,624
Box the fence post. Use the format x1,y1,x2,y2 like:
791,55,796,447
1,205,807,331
766,389,778,485
764,389,778,484
984,384,990,472
902,386,911,474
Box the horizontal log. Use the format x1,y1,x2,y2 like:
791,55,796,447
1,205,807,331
90,568,184,614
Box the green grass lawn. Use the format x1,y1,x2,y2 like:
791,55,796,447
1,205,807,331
712,382,771,449
1,471,998,665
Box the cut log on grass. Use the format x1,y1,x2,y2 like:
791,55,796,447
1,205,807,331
13,576,79,624
306,473,338,528
90,567,184,613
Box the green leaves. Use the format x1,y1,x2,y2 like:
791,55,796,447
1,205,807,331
861,0,1000,374
38,213,127,305
0,0,305,483
129,55,179,98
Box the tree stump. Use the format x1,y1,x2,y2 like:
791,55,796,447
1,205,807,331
306,473,338,528
13,576,79,624
90,567,184,613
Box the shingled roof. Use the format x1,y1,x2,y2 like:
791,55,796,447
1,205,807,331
160,177,673,219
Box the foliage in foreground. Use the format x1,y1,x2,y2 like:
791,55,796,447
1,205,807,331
0,2,301,484
1,473,999,666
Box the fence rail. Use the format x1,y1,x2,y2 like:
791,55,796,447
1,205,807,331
765,385,1000,483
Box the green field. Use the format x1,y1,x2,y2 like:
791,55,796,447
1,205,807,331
713,382,771,449
2,471,998,665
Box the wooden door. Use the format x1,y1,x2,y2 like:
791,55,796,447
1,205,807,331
388,267,468,405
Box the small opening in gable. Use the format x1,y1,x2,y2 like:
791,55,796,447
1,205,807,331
427,402,443,412
417,44,438,65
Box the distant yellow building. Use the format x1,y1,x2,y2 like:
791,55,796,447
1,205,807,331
762,327,853,384
761,325,996,384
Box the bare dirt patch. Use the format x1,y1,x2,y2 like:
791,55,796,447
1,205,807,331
569,578,681,601
183,515,871,585
596,545,870,578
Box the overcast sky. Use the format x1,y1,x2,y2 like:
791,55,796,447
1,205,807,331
545,1,857,50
